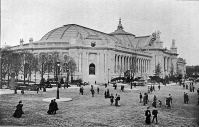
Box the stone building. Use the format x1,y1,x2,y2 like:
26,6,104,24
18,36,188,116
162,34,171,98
10,19,185,84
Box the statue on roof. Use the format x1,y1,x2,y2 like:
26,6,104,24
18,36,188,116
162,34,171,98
171,39,176,48
20,39,24,45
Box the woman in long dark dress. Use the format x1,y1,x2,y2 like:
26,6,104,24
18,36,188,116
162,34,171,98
52,99,59,114
145,107,151,125
115,94,118,106
13,101,24,118
47,100,54,114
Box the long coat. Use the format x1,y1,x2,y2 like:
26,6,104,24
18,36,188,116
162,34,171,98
13,104,24,118
145,110,151,124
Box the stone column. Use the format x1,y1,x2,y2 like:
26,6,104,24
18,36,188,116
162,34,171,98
120,56,123,73
115,54,117,73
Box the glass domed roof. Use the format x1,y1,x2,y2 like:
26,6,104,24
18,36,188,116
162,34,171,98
40,24,120,44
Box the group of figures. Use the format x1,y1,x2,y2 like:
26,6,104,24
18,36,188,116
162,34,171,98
165,94,172,108
104,87,121,106
145,106,158,125
183,92,189,104
47,99,59,114
140,93,149,105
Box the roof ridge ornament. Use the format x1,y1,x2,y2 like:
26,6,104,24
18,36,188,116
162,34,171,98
117,18,124,31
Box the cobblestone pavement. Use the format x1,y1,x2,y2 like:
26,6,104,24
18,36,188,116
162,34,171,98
0,83,199,127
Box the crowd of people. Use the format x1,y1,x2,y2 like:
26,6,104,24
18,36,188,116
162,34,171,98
12,79,198,126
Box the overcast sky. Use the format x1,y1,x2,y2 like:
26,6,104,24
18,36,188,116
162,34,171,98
1,0,199,66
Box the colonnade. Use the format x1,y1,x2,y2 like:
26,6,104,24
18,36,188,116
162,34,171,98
163,57,172,73
114,54,151,76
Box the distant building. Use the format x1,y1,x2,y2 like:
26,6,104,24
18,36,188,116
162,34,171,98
10,19,186,83
177,57,186,77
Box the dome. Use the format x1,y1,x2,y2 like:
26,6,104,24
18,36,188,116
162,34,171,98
109,18,136,48
40,24,120,44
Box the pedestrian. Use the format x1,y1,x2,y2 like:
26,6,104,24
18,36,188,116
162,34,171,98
110,94,114,105
21,88,24,94
91,89,95,97
166,97,171,108
158,84,160,90
95,81,96,85
107,89,110,98
13,101,24,118
152,101,157,108
47,100,54,114
186,93,189,104
152,107,158,124
153,95,157,103
192,85,195,92
79,87,84,95
183,83,185,89
190,84,192,92
143,93,146,106
186,84,188,89
139,93,143,103
14,86,17,94
115,94,118,106
52,99,58,114
146,93,149,104
153,85,155,91
105,83,107,88
145,106,151,125
184,92,186,104
97,87,99,94
150,85,153,92
117,95,120,106
169,94,172,104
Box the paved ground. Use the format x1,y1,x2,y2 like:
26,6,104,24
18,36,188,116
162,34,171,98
0,82,199,127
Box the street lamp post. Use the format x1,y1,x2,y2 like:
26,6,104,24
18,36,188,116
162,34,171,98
56,61,60,99
108,69,110,85
66,62,69,88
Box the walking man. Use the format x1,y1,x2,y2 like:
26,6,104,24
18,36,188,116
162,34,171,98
158,84,160,90
97,87,99,94
152,107,158,124
139,93,143,103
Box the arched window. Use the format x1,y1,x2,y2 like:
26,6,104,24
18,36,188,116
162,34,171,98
89,63,95,75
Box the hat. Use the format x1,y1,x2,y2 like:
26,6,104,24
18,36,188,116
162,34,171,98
19,100,22,103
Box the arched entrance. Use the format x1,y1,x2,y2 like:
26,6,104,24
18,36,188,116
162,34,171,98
89,63,95,75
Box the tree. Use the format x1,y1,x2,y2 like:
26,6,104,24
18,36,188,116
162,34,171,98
155,62,162,76
63,56,76,82
38,53,48,80
19,51,37,85
1,49,14,87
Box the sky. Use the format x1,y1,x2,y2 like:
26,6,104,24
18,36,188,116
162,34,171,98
1,0,199,66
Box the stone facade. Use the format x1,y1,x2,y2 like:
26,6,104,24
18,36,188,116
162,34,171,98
10,19,185,84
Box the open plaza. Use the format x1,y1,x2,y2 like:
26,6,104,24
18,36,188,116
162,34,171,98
0,82,199,127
